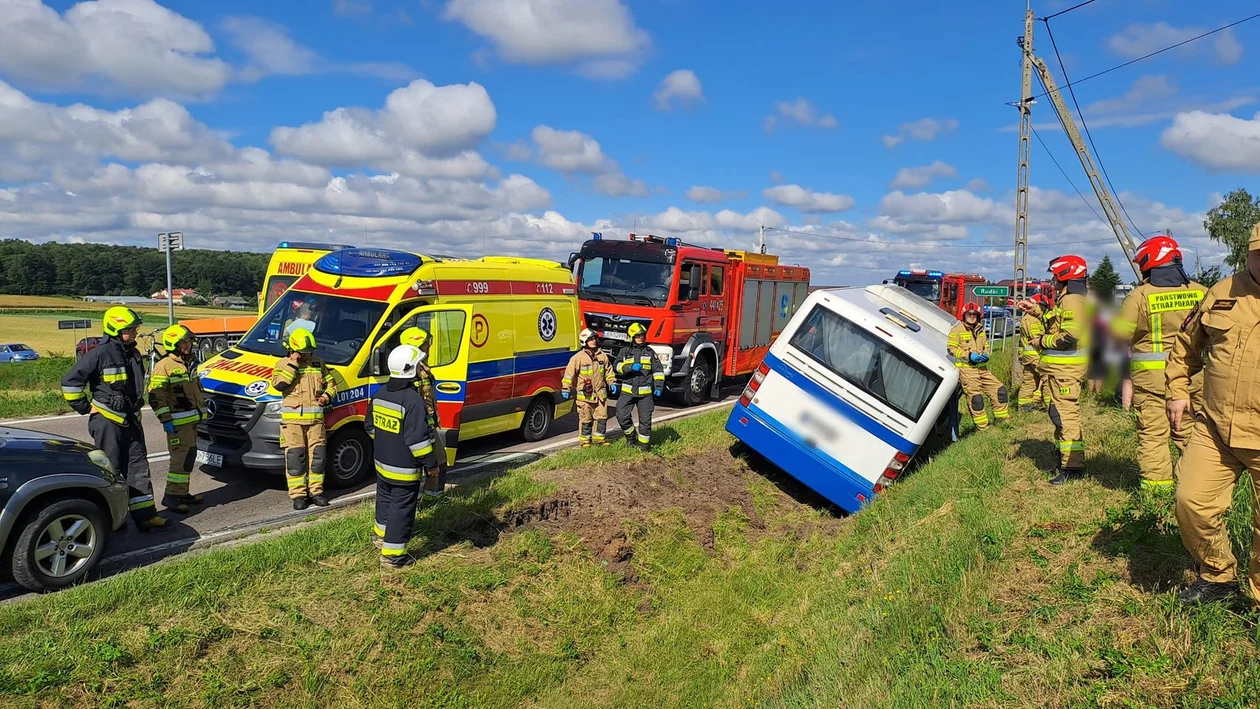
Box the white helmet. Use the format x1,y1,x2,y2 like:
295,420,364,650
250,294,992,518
580,328,597,345
388,345,422,378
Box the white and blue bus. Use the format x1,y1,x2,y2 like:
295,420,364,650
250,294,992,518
726,284,960,514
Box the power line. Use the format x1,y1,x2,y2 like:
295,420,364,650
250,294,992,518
1026,11,1260,101
1029,125,1106,225
1041,0,1098,21
1042,19,1146,238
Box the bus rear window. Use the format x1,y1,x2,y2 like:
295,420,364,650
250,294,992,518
788,305,942,422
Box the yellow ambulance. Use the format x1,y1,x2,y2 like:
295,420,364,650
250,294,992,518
194,248,579,487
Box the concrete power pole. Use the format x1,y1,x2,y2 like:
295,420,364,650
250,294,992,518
1010,8,1035,390
758,223,766,254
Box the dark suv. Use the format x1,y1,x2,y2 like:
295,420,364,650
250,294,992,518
0,427,128,592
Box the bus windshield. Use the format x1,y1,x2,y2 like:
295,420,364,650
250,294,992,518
895,277,941,304
579,257,674,305
788,305,942,422
237,290,388,366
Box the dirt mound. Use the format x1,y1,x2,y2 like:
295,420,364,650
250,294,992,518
495,446,841,583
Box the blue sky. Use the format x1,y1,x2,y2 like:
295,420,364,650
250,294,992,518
2,0,1258,284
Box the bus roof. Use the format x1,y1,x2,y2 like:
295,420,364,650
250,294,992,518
806,285,956,372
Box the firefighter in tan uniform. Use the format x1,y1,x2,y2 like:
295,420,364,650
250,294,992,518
147,325,207,514
271,328,337,510
1110,235,1205,495
1016,294,1052,411
947,303,1009,430
1038,255,1091,485
1166,224,1260,606
562,329,616,446
400,327,447,496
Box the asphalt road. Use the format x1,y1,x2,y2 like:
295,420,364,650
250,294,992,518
4,388,738,585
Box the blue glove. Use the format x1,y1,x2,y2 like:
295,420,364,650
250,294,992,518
631,363,643,372
162,421,176,435
653,389,662,397
561,390,570,400
969,353,982,364
609,383,618,395
978,354,990,363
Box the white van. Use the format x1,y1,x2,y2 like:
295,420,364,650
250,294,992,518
726,284,960,513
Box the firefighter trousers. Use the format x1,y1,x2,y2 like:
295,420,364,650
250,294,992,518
577,399,608,444
280,421,326,499
1175,419,1260,600
1018,360,1050,407
88,414,157,523
616,394,654,446
1047,376,1084,470
163,424,198,499
373,475,420,559
958,367,1009,430
1133,386,1190,490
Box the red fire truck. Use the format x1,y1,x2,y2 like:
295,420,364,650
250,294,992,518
996,278,1056,308
891,270,988,320
569,233,810,406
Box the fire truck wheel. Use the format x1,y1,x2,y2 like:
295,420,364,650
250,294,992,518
520,395,555,443
212,337,229,354
681,357,713,407
327,427,371,488
198,338,214,359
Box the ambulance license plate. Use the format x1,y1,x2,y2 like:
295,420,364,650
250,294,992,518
195,450,223,468
601,330,628,341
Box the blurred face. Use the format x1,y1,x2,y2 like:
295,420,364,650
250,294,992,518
177,338,193,356
1248,250,1260,283
119,325,139,344
585,336,598,349
963,312,980,327
633,333,645,345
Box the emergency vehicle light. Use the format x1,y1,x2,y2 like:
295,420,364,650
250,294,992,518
591,232,603,240
897,270,912,276
314,248,422,278
665,237,680,246
928,270,944,277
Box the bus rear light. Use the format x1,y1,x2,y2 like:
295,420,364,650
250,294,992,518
738,361,771,406
877,452,912,488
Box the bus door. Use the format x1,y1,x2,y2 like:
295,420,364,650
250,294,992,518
371,305,473,467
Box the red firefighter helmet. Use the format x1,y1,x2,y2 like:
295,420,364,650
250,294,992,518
1030,293,1049,306
961,302,982,318
1048,255,1088,281
1134,235,1181,272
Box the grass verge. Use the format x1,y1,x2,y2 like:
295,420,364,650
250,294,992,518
1,405,1256,707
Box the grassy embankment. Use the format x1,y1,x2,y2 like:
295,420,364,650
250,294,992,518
1,396,1257,707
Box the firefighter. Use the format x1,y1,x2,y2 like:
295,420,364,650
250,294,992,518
1041,255,1091,485
947,303,1009,430
367,345,440,569
271,327,337,510
400,326,447,497
1165,223,1260,605
562,328,616,447
60,307,166,529
147,324,207,514
614,323,664,451
1111,235,1205,495
1016,294,1051,411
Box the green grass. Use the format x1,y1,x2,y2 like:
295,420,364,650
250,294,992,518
1,405,1257,707
0,357,75,420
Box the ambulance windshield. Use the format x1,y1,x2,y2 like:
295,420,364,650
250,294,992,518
579,257,673,305
238,290,388,365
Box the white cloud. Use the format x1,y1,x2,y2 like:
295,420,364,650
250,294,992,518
881,118,958,148
592,172,648,198
763,98,839,132
653,69,704,111
684,185,747,204
878,189,995,224
442,0,650,78
0,0,231,98
1160,110,1260,172
763,185,855,213
270,79,497,169
528,125,648,197
221,16,417,83
889,161,958,190
966,177,990,192
1107,23,1242,65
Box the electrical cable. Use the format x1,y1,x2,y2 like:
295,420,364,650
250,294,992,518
1030,125,1106,225
1041,0,1098,21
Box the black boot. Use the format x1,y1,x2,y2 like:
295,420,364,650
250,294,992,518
310,494,330,507
639,442,652,453
293,496,310,511
1020,404,1035,413
1049,468,1084,486
1177,578,1237,605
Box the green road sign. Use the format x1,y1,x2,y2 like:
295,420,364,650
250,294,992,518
972,285,1010,297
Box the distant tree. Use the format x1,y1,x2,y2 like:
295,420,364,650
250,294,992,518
1192,265,1224,289
1204,188,1260,273
1089,255,1122,303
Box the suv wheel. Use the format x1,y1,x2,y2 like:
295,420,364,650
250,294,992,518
10,498,108,592
327,427,371,489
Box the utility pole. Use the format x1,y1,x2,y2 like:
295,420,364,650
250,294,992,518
158,232,184,326
759,223,766,254
1009,8,1035,390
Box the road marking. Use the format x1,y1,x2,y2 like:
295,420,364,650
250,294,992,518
1,406,154,426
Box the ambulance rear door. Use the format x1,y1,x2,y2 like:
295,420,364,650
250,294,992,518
370,304,473,468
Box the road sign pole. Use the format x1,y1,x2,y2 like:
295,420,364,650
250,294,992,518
159,232,184,327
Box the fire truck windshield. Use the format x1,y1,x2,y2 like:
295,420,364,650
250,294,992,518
579,257,673,305
895,277,941,304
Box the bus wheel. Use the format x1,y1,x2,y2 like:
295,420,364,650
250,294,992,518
199,338,214,359
682,357,713,407
212,337,229,354
520,395,554,442
327,427,371,489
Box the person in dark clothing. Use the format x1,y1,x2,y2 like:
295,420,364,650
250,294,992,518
614,323,664,452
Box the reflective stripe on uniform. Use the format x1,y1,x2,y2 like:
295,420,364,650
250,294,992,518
374,399,405,416
635,386,653,396
62,385,86,401
167,472,190,484
1041,348,1087,365
171,409,202,425
102,366,128,383
382,542,407,557
128,494,155,511
281,406,324,421
409,439,435,457
373,521,386,538
1130,351,1168,371
376,461,421,482
1059,441,1084,453
637,432,651,444
91,402,128,424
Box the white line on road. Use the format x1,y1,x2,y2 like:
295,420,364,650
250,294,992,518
1,407,153,426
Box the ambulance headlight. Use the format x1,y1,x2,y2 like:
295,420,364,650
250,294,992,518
263,402,283,420
649,344,673,375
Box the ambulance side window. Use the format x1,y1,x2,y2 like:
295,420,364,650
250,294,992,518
388,310,468,368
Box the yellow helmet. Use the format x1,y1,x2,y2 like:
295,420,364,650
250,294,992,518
161,324,192,352
103,307,142,337
627,322,647,339
287,327,317,353
400,327,429,348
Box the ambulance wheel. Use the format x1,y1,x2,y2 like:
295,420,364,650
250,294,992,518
520,395,554,442
327,427,371,488
681,358,713,407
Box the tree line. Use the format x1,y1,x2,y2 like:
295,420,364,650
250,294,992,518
0,239,269,298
